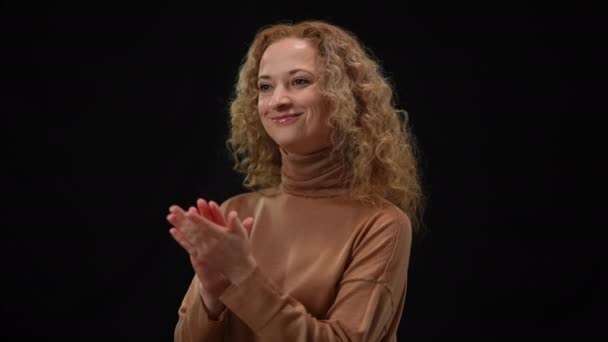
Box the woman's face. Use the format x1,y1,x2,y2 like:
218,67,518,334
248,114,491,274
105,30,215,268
257,37,331,155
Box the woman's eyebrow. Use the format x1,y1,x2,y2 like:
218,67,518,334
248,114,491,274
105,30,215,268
258,68,314,80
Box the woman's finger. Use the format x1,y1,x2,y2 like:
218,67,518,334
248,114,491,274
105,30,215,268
208,201,226,226
226,210,248,238
169,228,196,256
197,198,214,223
168,205,187,226
167,213,180,227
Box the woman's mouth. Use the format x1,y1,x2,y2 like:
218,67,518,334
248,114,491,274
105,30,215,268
270,113,303,125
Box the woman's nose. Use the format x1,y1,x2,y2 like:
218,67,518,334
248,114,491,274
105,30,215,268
269,86,292,109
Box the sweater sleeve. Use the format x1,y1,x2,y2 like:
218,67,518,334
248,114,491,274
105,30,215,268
219,209,412,342
174,276,228,342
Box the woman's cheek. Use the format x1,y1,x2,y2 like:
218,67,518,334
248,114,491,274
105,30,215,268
257,98,267,116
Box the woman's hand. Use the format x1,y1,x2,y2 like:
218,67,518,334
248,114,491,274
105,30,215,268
167,199,255,314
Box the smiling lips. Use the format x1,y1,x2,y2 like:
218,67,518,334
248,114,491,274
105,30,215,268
271,113,303,124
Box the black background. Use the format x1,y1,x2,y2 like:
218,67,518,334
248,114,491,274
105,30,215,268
2,1,604,340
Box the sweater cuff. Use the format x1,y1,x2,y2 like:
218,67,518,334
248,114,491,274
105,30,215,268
220,266,283,332
198,280,228,323
199,294,228,323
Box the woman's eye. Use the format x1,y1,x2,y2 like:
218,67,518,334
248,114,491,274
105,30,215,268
292,78,310,86
258,84,271,92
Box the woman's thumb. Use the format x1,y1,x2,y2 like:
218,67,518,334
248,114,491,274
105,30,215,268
226,211,252,237
242,217,254,237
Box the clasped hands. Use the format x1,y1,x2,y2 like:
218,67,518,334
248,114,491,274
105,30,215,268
167,198,257,300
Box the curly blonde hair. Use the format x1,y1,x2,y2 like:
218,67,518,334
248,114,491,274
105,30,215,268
227,20,425,232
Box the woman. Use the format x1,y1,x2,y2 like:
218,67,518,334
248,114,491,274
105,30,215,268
167,20,424,341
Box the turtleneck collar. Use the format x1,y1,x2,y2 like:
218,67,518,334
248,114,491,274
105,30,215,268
279,147,348,198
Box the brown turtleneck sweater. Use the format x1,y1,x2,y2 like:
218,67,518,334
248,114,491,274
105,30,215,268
174,148,412,341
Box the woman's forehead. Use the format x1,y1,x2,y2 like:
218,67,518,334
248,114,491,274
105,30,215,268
259,38,319,77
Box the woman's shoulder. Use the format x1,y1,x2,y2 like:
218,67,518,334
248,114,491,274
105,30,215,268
343,195,409,222
377,200,411,225
352,198,412,238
